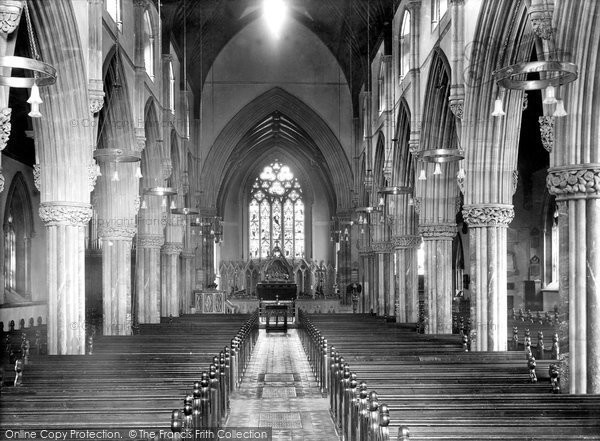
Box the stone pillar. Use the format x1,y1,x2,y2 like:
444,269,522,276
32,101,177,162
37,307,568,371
39,203,92,355
462,205,514,351
136,234,163,323
547,166,600,393
98,226,136,335
161,242,183,317
181,249,195,313
419,223,455,334
392,235,421,323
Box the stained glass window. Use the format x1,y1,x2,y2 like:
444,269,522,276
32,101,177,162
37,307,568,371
249,161,304,258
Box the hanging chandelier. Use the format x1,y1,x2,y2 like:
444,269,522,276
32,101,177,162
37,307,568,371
492,60,577,117
491,1,578,118
0,1,56,118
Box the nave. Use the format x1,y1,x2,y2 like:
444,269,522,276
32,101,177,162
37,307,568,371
3,311,600,440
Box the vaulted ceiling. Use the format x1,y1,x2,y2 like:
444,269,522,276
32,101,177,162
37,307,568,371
157,0,395,115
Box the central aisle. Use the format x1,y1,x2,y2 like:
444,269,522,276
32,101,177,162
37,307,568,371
226,329,341,441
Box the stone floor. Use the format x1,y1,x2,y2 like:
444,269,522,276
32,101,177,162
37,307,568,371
226,329,341,441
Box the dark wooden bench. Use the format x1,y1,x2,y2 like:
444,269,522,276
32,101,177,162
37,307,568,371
298,311,600,441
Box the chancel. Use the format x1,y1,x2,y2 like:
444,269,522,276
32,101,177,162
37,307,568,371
0,0,599,439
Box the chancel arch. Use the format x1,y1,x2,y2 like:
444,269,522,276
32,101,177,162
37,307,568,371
201,88,352,213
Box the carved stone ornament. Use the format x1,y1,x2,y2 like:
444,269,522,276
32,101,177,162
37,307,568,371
462,204,515,227
97,223,136,240
136,136,146,152
371,241,394,253
449,100,464,120
161,158,173,180
137,234,164,249
530,17,553,40
181,249,196,259
413,197,422,215
456,169,466,193
512,170,519,195
0,168,4,193
133,195,141,213
87,162,99,192
538,116,554,153
391,235,422,249
38,202,93,227
0,107,11,150
33,163,41,191
547,165,600,199
419,223,457,239
0,1,23,34
89,90,105,115
162,242,183,255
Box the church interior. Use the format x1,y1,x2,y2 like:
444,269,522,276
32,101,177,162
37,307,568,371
1,0,600,439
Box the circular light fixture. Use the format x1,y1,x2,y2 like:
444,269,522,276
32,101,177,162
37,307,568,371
144,186,177,196
0,56,56,88
493,61,578,91
420,148,464,163
93,148,141,163
171,207,200,216
378,186,412,195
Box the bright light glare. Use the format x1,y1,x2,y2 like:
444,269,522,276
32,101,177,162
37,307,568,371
263,0,287,38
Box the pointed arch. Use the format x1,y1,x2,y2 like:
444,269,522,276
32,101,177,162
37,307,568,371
4,172,34,299
201,87,353,211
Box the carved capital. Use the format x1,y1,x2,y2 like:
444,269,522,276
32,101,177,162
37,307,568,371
371,241,393,253
181,249,196,259
98,223,136,240
0,1,23,34
419,223,457,239
137,234,164,249
0,107,11,150
39,202,93,227
33,164,41,192
162,242,183,255
462,204,514,227
538,116,554,153
391,235,422,249
547,165,600,200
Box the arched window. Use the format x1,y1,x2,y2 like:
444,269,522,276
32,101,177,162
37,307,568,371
3,173,33,300
143,10,154,79
378,63,386,113
106,0,122,29
399,10,411,78
432,0,448,25
249,161,304,259
169,61,175,113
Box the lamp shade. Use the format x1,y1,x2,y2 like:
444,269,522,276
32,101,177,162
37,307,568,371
491,98,505,117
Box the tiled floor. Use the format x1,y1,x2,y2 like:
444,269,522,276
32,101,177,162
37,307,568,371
226,330,341,441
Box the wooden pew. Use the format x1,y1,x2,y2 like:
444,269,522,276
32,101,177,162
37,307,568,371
0,313,258,437
298,311,600,441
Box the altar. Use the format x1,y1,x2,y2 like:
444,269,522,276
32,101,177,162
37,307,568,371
257,246,297,329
